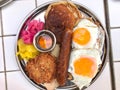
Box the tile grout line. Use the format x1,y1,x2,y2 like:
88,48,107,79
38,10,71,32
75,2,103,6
0,70,20,73
2,34,16,37
0,71,5,73
107,60,120,63
5,70,20,73
0,7,8,90
104,0,116,90
35,0,37,8
0,34,16,37
110,27,120,30
114,61,120,63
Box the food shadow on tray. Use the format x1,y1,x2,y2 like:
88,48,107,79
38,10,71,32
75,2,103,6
16,0,108,90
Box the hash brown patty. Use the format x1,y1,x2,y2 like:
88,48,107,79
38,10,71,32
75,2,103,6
25,53,56,84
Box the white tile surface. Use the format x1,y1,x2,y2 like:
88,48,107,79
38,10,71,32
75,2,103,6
7,71,38,90
1,0,36,35
111,29,120,61
37,0,52,6
114,62,120,90
0,73,5,90
108,0,120,27
4,36,19,71
72,0,105,27
86,63,111,90
0,38,4,71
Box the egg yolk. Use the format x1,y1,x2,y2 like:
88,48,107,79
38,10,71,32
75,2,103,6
73,28,91,45
73,56,97,78
38,35,52,49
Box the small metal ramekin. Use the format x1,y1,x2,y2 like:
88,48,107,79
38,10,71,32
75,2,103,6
33,30,56,52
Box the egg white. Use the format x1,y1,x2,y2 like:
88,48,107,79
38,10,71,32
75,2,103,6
72,19,99,49
72,74,91,89
68,49,101,89
94,27,105,55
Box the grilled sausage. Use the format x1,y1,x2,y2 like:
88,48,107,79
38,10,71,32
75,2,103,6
56,28,72,86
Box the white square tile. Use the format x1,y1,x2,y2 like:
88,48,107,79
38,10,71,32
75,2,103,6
4,36,19,71
37,0,52,6
111,29,120,61
108,0,120,27
114,62,120,90
0,38,4,71
7,71,38,90
0,73,6,90
86,63,111,90
1,0,36,35
73,0,105,27
37,0,105,27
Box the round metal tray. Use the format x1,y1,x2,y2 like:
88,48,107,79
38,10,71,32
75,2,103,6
0,0,12,7
15,1,109,90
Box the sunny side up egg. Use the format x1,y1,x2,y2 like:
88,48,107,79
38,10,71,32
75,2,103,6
68,49,101,89
72,19,99,49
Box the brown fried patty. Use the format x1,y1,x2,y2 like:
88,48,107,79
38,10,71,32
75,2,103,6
25,53,56,84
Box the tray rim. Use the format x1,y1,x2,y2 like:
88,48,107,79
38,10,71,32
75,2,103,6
15,1,109,90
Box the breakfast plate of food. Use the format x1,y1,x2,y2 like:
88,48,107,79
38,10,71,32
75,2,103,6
15,0,109,90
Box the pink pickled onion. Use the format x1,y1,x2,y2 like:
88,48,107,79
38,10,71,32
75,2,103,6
20,20,44,44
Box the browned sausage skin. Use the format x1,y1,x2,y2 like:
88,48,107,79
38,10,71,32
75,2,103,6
56,28,72,86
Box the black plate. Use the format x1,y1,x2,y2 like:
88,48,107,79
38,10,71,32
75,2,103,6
15,1,109,90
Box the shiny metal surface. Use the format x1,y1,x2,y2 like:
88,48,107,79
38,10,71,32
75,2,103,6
0,0,12,7
33,30,56,52
15,1,109,90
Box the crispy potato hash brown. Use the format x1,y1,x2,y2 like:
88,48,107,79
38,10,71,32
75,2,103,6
25,53,56,84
